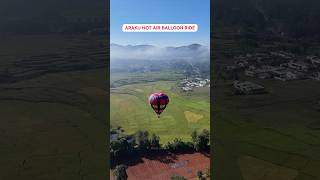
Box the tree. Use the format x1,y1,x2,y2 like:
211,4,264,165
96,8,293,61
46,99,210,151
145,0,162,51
198,129,210,151
150,133,160,149
192,129,210,151
191,130,198,143
113,165,128,180
197,170,203,179
135,130,150,151
110,135,135,164
204,168,210,179
171,175,187,180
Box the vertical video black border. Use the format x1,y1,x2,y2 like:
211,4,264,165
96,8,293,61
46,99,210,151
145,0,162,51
106,0,110,178
210,0,214,178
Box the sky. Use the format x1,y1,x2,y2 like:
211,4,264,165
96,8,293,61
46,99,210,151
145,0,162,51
110,0,210,47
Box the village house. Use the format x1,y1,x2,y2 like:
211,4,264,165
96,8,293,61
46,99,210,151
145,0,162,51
235,59,249,68
233,81,265,94
245,70,255,77
307,56,320,67
271,69,303,81
311,59,320,67
258,72,272,79
310,72,320,80
270,51,294,59
180,78,210,92
182,87,193,92
244,65,281,79
230,51,320,83
287,61,309,72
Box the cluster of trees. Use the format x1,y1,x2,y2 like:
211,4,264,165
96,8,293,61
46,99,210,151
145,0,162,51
166,129,210,153
111,128,210,161
135,130,161,151
165,139,194,153
110,129,161,164
170,168,211,180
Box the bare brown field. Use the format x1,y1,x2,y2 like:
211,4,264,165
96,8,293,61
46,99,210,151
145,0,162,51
110,152,210,180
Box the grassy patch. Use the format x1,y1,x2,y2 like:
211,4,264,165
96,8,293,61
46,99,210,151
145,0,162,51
184,111,204,123
239,156,298,180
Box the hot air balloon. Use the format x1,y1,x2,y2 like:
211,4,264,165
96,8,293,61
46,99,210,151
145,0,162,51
148,92,169,118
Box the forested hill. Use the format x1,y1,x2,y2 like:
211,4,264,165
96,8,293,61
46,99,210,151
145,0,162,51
214,0,320,39
0,0,107,34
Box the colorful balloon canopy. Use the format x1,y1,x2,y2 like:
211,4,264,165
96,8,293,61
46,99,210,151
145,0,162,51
148,92,169,118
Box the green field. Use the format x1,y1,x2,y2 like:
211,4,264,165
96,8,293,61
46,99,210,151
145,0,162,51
0,35,108,180
213,78,320,180
110,72,210,143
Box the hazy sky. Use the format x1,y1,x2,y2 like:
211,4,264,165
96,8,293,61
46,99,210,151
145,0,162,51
110,0,210,47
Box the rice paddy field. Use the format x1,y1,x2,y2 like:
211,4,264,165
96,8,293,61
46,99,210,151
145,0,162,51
110,72,210,143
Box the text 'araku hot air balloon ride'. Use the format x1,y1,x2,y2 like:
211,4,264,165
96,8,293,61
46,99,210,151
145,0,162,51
149,92,169,118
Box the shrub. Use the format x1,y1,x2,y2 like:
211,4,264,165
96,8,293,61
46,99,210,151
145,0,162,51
113,164,128,180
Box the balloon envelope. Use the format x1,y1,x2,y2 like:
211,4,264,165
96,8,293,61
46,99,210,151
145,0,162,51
149,92,169,117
